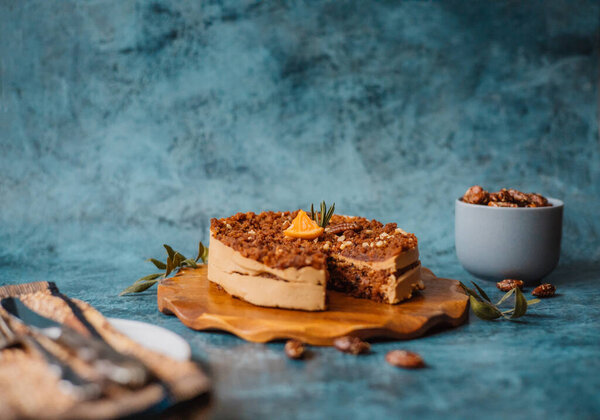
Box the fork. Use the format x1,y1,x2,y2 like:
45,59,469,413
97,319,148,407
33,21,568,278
0,315,102,400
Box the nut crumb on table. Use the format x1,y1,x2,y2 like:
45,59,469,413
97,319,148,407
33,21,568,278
496,279,524,292
532,283,556,297
385,350,426,369
333,336,370,355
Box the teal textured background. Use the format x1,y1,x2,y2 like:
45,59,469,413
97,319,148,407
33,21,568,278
1,1,599,419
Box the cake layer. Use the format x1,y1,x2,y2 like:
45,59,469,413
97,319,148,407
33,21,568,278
382,263,425,304
335,246,419,272
209,234,326,285
328,257,424,304
208,233,327,311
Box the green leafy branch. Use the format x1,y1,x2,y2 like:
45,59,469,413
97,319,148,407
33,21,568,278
459,281,540,320
119,241,208,296
310,201,335,228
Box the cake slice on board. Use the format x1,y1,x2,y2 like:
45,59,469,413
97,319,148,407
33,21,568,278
208,206,424,311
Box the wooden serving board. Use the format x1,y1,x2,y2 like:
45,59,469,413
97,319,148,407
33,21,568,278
157,266,469,346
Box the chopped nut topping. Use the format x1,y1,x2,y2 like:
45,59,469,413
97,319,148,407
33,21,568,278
211,211,418,270
226,223,232,229
362,242,369,248
248,229,256,235
322,242,330,251
395,228,407,235
337,235,345,242
375,241,384,247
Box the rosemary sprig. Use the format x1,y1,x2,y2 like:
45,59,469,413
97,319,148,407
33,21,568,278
459,280,540,320
310,201,335,228
119,241,209,296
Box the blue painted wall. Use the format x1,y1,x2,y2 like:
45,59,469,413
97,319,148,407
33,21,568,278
1,2,600,419
1,1,598,268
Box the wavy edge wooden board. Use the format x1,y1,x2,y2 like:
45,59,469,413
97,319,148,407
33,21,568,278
157,266,469,346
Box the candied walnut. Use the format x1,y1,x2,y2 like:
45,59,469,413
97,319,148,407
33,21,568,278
385,350,425,369
488,201,518,207
489,189,512,203
532,283,556,297
496,279,524,292
325,222,362,235
507,188,529,204
527,193,549,207
284,340,306,359
333,336,370,355
463,186,551,207
462,185,489,205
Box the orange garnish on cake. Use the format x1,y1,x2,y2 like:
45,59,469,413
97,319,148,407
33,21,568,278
284,209,324,239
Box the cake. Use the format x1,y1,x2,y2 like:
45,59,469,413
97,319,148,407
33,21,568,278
208,209,424,311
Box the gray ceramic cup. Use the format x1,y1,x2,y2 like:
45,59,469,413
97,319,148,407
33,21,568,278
455,198,563,284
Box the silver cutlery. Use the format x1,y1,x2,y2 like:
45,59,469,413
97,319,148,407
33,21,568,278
1,297,150,388
0,314,102,400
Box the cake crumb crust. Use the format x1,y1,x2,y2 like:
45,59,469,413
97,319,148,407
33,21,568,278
210,211,418,270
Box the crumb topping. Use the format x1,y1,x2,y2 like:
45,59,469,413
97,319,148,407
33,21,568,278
210,211,418,270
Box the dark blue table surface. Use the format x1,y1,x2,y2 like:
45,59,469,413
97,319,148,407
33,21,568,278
1,224,598,419
1,1,599,418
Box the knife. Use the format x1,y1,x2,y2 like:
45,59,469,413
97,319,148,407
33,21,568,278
1,297,150,388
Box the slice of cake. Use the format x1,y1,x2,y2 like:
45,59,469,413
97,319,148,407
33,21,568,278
208,209,424,311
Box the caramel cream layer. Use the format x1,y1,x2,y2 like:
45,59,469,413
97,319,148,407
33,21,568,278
208,233,327,311
382,262,425,304
336,246,419,272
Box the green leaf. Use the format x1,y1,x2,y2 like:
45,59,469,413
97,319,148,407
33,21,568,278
119,279,159,296
527,299,541,305
459,282,482,301
310,204,316,222
147,258,166,270
511,287,528,319
134,273,163,283
471,281,491,302
469,296,502,320
163,244,176,260
195,241,204,262
165,256,174,277
172,252,186,267
182,258,197,268
496,287,516,306
195,241,209,263
325,202,335,227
